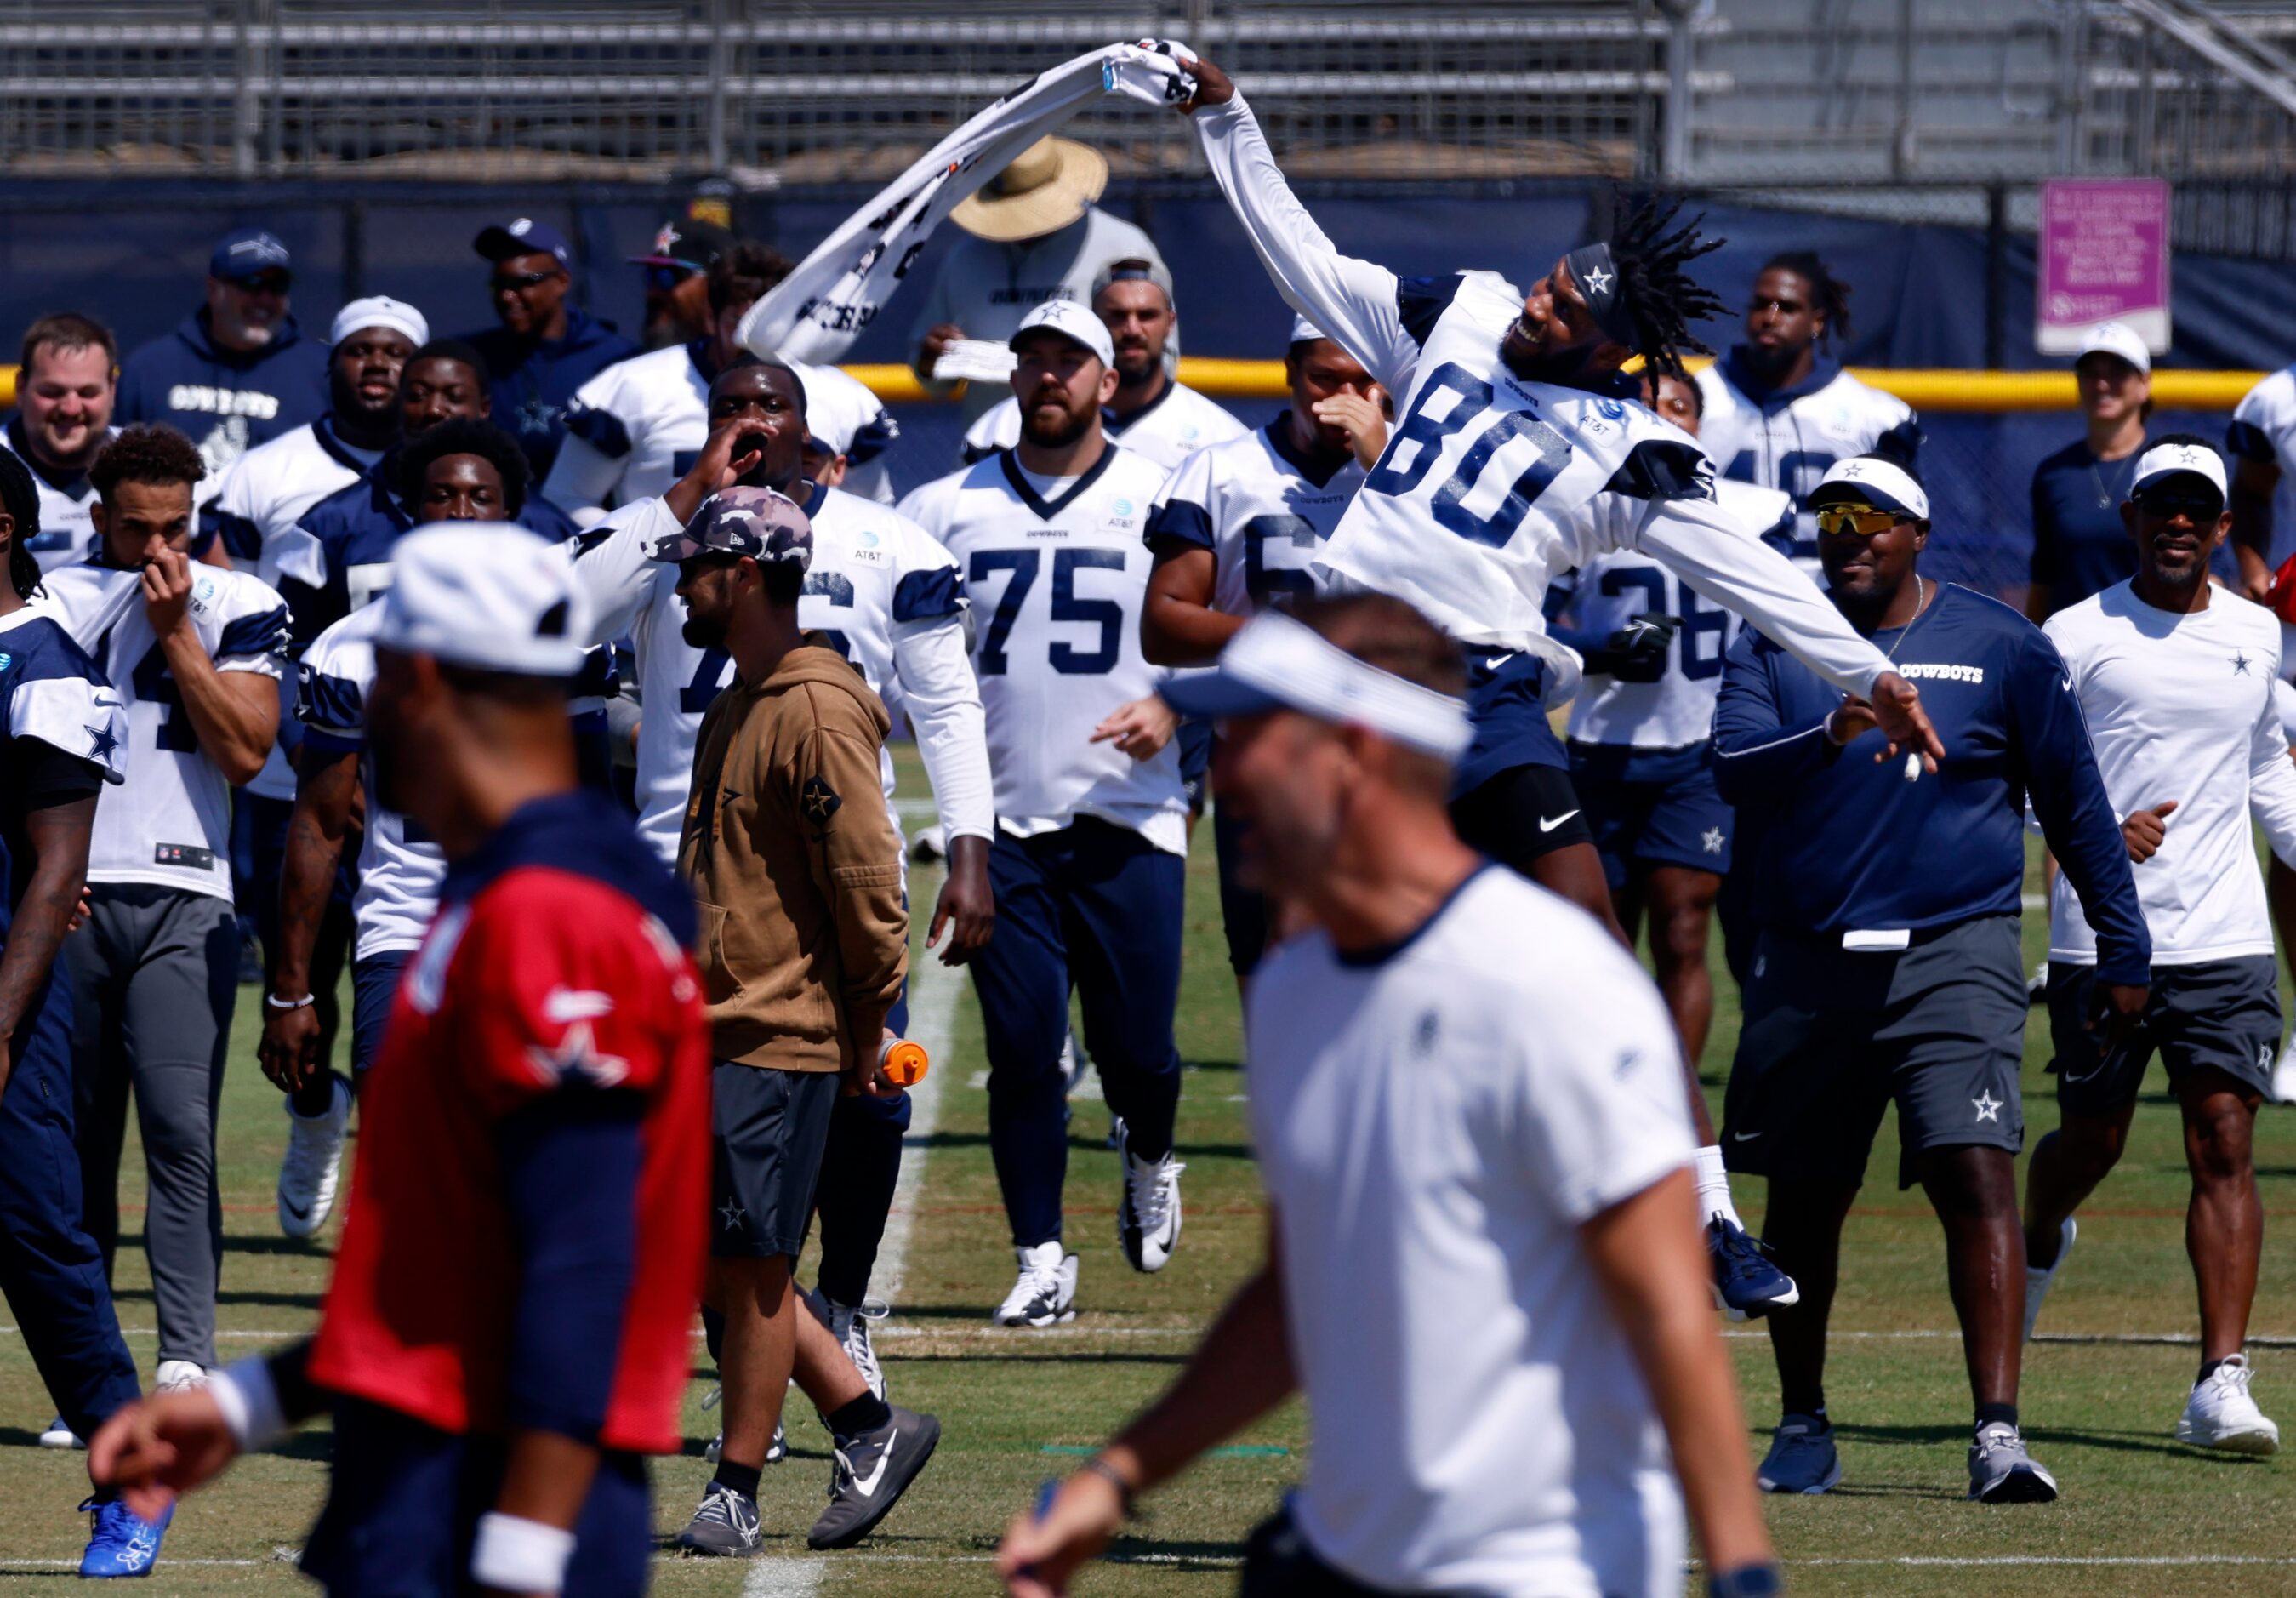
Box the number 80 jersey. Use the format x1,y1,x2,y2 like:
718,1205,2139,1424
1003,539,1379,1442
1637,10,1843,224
899,447,1188,857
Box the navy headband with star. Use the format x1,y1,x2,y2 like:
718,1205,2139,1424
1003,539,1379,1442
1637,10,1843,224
1564,243,1638,348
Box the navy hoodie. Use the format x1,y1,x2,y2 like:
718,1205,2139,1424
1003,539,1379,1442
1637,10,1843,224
116,308,328,477
459,307,637,483
1714,581,2150,984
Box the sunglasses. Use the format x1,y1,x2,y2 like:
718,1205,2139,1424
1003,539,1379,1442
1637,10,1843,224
490,269,560,294
2132,489,2223,521
1815,502,1906,538
642,263,698,293
226,272,291,296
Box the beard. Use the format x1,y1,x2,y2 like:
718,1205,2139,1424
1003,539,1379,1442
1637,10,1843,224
682,611,728,651
1020,399,1096,450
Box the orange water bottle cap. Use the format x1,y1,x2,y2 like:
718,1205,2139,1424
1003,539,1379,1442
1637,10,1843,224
879,1037,929,1087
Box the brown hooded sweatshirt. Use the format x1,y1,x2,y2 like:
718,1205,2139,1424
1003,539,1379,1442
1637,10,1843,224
680,636,907,1074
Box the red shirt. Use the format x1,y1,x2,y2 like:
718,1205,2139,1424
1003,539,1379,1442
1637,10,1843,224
309,811,709,1454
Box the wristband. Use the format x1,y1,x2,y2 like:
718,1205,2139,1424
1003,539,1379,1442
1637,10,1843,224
264,992,316,1012
470,1512,575,1595
1709,1564,1784,1598
1082,1455,1137,1519
210,1355,288,1452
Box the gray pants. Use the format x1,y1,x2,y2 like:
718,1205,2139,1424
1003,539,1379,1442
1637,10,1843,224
66,883,237,1369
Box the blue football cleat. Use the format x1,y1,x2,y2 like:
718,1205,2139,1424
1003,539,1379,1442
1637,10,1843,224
1757,1414,1843,1495
1708,1217,1800,1321
79,1495,171,1578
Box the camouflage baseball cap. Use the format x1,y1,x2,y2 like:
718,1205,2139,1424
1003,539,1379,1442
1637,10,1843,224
648,485,813,570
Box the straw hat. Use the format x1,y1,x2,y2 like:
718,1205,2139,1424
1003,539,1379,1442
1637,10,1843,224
951,138,1109,243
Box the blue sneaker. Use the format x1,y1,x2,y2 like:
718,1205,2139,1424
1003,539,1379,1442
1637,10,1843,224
1757,1414,1843,1495
1708,1218,1800,1321
78,1496,171,1578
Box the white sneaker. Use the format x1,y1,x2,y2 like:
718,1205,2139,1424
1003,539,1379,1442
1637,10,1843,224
1116,1127,1184,1274
2022,1217,2076,1344
908,823,948,864
2273,1033,2296,1104
2177,1354,2280,1454
698,1385,784,1464
38,1415,83,1449
829,1298,890,1402
154,1360,208,1395
1059,1030,1092,1097
277,1076,351,1238
993,1242,1077,1327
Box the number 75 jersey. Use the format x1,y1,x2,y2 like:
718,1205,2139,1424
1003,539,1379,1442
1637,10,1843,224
898,447,1188,856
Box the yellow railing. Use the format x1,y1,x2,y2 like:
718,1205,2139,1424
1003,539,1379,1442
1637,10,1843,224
4,360,2263,414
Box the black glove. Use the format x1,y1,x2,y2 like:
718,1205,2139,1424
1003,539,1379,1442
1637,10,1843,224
1584,614,1681,682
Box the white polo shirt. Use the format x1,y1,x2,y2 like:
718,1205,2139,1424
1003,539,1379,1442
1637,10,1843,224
1245,865,1694,1598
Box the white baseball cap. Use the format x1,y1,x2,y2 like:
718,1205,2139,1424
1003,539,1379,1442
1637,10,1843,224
376,525,591,677
1288,312,1328,345
331,294,430,350
1010,298,1115,368
2074,321,2151,376
1808,456,1931,523
2131,439,2229,505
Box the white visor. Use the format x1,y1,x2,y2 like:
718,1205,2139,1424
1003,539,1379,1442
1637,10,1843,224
1809,456,1929,522
1159,610,1471,762
2131,441,2229,502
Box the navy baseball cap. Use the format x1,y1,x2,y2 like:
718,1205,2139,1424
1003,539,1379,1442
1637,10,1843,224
630,218,737,273
210,228,292,284
474,217,572,269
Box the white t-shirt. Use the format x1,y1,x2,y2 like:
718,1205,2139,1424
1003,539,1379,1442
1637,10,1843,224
2229,367,2296,482
1143,419,1364,619
200,415,383,800
298,600,442,959
899,445,1187,853
1247,866,1694,1598
565,480,989,863
547,348,898,520
2,420,117,574
42,562,289,900
963,379,1247,472
1562,478,1799,750
2046,582,2296,966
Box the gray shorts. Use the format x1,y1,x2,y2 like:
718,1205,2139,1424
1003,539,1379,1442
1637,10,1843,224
709,1063,840,1261
2047,957,2280,1116
1722,916,2026,1190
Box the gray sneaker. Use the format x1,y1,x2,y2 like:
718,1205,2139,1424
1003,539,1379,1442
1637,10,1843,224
675,1481,761,1555
1968,1422,2060,1503
1757,1414,1842,1494
807,1404,941,1549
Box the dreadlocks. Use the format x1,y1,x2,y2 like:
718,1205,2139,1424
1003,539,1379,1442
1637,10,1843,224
1610,197,1729,381
1759,249,1854,346
0,446,40,600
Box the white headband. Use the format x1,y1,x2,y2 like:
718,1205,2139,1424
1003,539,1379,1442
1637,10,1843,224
1164,610,1473,762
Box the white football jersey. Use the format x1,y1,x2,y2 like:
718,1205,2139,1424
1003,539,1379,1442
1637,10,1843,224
900,446,1187,853
964,379,1248,472
2,420,117,574
42,562,288,900
298,600,442,959
1248,866,1692,1598
1562,479,1797,750
2046,584,2296,967
566,481,987,863
1145,420,1364,619
201,414,383,799
547,347,897,518
1189,96,1894,710
2229,367,2296,482
1694,354,1920,572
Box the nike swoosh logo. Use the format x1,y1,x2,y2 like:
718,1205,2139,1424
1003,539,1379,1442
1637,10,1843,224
1537,809,1581,833
92,697,122,710
1729,1130,1762,1142
281,1198,311,1218
842,1446,892,1499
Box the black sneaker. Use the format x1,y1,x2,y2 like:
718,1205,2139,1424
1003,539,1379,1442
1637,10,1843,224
675,1481,761,1555
807,1404,941,1549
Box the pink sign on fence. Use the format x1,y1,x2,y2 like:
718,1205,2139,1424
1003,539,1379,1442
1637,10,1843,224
2037,178,2172,357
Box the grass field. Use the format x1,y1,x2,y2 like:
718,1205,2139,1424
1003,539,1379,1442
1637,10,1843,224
4,751,2295,1595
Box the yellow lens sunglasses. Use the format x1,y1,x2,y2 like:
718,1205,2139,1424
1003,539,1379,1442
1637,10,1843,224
1815,501,1902,538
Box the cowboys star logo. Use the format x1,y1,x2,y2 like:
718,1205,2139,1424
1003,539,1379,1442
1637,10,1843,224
800,775,841,825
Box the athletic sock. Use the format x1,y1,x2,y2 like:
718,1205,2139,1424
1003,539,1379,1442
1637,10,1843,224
825,1393,892,1438
711,1461,762,1499
1693,1144,1743,1228
1974,1401,2019,1431
2198,1358,2227,1384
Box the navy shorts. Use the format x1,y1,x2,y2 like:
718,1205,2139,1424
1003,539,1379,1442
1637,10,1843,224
1569,739,1733,892
303,1397,650,1598
350,950,408,1076
1177,718,1214,813
2047,956,2281,1116
1452,650,1570,802
1211,791,1271,979
1723,916,2026,1190
711,1063,840,1260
